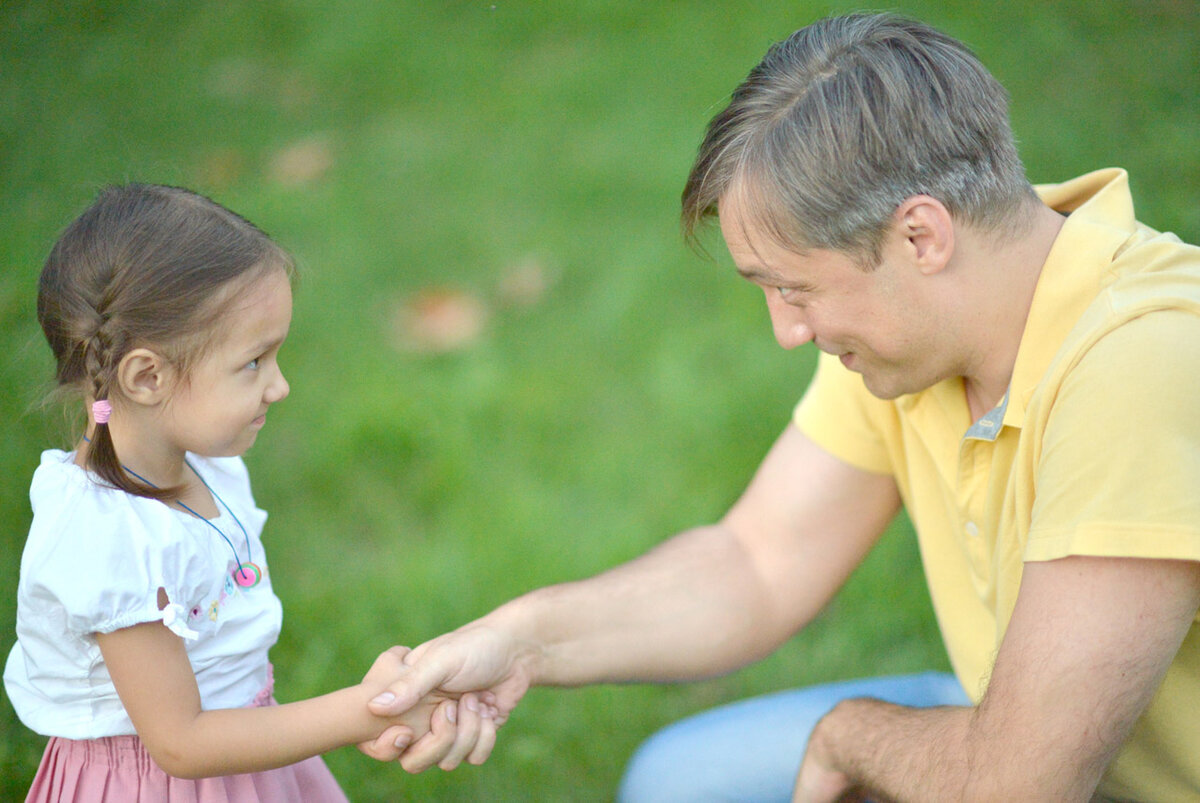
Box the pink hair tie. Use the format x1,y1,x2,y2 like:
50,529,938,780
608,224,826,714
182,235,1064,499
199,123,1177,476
92,400,112,424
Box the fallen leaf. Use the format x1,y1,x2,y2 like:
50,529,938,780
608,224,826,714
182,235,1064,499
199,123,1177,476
269,135,334,186
389,288,489,353
497,256,554,308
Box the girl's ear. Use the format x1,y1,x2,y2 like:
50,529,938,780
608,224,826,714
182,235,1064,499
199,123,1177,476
116,348,174,406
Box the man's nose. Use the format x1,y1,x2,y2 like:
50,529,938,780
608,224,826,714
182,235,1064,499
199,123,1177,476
765,292,815,350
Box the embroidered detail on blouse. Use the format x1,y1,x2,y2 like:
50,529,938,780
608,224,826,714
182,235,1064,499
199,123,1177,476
161,603,200,640
184,564,250,629
251,663,276,707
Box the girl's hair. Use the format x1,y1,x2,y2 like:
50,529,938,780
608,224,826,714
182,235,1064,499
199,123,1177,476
682,12,1038,266
37,183,294,500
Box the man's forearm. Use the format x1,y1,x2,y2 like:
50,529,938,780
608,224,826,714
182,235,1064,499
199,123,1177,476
800,699,972,802
802,698,1102,802
482,523,817,688
801,556,1200,803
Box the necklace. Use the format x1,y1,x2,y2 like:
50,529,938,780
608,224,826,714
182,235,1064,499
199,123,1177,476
121,460,262,589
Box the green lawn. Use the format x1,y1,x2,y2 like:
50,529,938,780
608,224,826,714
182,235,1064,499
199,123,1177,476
2,2,1196,800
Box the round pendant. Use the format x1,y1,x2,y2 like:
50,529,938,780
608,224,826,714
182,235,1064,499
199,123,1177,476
233,563,262,588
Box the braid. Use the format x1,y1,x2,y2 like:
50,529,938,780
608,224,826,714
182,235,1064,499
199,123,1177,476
37,182,293,502
80,310,177,500
84,333,110,406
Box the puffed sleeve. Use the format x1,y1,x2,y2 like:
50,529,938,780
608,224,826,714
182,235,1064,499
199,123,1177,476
20,455,205,640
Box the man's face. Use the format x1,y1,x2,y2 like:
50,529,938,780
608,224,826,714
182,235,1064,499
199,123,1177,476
719,194,951,400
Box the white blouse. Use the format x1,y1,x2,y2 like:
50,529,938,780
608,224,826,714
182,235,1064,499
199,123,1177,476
4,450,283,739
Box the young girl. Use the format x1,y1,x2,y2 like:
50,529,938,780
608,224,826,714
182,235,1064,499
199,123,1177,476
3,184,471,800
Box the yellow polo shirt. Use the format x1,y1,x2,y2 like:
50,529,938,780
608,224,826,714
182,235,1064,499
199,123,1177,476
795,169,1200,800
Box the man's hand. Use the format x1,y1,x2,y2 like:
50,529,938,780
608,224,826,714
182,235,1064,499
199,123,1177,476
357,644,499,772
793,708,864,803
788,556,1200,800
358,622,536,772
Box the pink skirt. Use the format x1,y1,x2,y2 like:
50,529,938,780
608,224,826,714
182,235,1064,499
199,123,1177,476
25,670,348,803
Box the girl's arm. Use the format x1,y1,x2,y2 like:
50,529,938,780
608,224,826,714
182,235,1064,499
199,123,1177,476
96,619,456,779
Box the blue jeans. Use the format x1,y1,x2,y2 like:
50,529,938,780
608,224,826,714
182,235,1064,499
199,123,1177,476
617,672,969,803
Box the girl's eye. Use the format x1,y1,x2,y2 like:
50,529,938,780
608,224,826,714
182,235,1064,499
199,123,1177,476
246,358,260,370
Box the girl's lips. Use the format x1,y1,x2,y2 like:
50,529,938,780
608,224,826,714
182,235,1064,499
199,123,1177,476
251,414,266,428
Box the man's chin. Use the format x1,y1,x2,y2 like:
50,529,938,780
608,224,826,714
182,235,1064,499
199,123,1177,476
860,371,908,402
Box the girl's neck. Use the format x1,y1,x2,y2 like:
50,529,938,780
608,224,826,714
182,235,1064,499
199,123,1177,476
78,422,219,518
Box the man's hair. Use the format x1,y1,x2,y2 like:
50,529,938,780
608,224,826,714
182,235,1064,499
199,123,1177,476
681,12,1037,264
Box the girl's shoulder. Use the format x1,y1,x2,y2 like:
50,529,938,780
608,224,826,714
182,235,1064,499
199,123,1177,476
20,451,257,635
31,451,254,520
21,452,182,634
30,449,174,535
26,451,174,575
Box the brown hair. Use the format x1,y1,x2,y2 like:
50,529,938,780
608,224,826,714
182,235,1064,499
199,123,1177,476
682,12,1037,265
37,183,293,500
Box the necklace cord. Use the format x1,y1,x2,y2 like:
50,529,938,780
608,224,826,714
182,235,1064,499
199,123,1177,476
78,437,259,588
119,460,255,581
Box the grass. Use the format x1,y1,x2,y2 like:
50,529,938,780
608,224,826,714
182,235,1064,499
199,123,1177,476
1,1,1196,799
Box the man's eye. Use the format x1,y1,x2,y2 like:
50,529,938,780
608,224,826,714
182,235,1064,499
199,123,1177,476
775,285,811,307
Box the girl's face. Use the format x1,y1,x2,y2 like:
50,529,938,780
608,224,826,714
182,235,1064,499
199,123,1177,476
159,269,292,458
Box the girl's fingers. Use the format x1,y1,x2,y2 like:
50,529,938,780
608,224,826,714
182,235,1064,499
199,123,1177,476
466,708,498,765
398,700,459,774
437,693,483,771
357,725,412,762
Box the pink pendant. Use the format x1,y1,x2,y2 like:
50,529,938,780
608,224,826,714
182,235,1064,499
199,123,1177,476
234,563,262,588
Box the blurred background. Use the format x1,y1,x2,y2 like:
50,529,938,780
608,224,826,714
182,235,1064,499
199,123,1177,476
1,1,1196,799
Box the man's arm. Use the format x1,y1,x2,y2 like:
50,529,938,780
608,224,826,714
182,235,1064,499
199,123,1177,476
368,424,900,766
795,554,1200,802
518,424,902,685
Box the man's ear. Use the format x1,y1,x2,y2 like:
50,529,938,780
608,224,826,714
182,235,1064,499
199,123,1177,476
115,348,174,407
893,195,955,276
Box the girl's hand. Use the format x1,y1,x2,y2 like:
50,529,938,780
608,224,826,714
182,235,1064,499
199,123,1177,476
358,645,498,772
361,693,498,772
362,645,417,689
361,645,442,744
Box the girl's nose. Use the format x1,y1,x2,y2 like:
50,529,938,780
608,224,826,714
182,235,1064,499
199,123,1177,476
266,366,290,404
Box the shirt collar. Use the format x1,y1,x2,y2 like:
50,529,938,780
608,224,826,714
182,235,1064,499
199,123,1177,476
895,168,1138,436
1002,168,1137,429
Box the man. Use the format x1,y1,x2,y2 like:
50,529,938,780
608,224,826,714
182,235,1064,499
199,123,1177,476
367,13,1200,800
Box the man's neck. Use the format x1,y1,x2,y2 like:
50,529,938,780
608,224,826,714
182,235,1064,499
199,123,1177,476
961,202,1066,420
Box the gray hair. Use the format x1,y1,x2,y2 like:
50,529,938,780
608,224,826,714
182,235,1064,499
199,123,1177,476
682,12,1038,264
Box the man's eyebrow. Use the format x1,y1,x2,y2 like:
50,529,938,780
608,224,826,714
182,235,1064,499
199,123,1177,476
736,266,777,283
736,265,795,286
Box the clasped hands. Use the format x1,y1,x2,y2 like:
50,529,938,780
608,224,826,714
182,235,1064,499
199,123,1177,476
355,623,533,773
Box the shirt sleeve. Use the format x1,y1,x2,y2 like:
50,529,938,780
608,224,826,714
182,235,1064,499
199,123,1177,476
793,351,896,475
20,463,197,637
1026,308,1200,562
